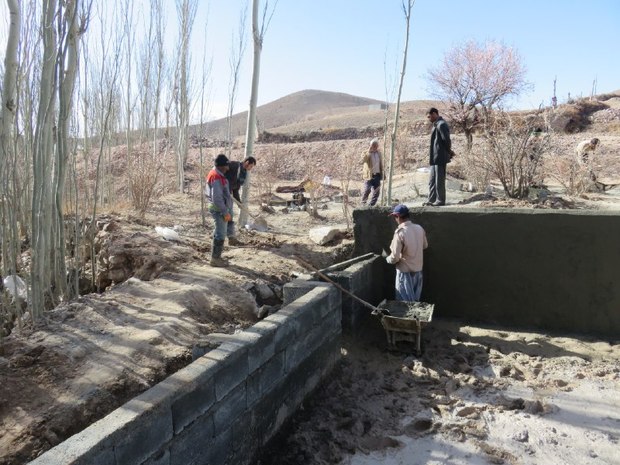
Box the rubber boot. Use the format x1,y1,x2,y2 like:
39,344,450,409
210,239,228,267
228,236,243,246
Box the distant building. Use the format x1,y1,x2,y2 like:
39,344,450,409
368,103,387,111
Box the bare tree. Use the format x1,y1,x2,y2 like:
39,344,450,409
476,113,549,199
335,143,359,229
380,45,397,206
198,19,212,227
0,0,21,285
427,40,529,150
386,0,414,205
30,0,89,316
174,0,198,193
122,0,136,195
238,0,278,228
225,6,247,156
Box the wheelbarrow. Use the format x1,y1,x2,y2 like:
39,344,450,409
373,300,434,356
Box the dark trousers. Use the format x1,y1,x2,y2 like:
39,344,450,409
428,164,446,204
361,174,381,206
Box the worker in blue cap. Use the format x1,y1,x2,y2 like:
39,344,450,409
386,204,428,301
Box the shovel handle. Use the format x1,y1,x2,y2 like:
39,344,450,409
293,255,383,314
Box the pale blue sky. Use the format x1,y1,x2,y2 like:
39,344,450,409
1,1,618,121
202,0,619,119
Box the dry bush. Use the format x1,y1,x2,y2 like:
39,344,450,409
545,150,591,196
301,143,327,218
455,145,492,192
252,145,280,202
393,125,420,169
464,113,550,198
334,143,358,229
129,148,163,216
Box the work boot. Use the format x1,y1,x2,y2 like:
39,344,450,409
228,236,243,246
209,257,229,267
210,238,229,267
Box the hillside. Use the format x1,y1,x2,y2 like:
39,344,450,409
193,89,441,140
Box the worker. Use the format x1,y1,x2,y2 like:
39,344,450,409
224,156,257,245
206,154,233,267
385,204,428,301
576,138,600,187
576,138,599,165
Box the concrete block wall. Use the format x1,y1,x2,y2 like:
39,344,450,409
353,207,620,338
284,256,388,334
30,284,341,465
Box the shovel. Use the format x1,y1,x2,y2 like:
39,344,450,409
294,255,389,315
233,198,260,219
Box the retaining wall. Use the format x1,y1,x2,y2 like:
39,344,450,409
284,256,389,334
353,207,620,338
30,284,341,465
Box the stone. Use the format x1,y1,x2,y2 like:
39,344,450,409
308,225,346,245
513,430,529,443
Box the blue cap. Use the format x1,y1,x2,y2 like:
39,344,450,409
389,204,409,217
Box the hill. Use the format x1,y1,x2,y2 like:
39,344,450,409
193,89,440,139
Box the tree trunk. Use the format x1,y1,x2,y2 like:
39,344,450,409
239,0,262,228
0,0,21,280
54,0,81,300
387,0,414,205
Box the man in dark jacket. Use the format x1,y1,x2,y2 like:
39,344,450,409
425,108,452,206
224,156,256,245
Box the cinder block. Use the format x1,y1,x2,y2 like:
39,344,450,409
113,387,175,465
143,449,170,465
213,382,247,433
322,285,342,318
285,323,331,371
227,414,259,465
169,413,214,465
282,279,328,304
264,312,299,353
252,380,291,445
247,351,286,407
164,355,220,435
204,425,233,465
243,322,276,373
28,377,182,465
206,343,249,401
28,442,115,465
277,301,317,331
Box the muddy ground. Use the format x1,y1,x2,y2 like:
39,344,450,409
255,322,620,465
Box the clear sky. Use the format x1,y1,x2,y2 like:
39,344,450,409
202,0,620,119
1,0,619,121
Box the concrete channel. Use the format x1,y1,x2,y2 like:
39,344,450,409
30,207,620,464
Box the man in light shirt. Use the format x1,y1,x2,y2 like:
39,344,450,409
385,204,428,301
360,138,383,206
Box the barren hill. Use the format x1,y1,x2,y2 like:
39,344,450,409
194,89,440,140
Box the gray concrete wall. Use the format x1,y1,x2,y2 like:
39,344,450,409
30,284,341,465
284,257,389,334
353,207,620,338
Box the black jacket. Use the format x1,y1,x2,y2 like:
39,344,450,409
429,117,452,166
224,161,247,202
